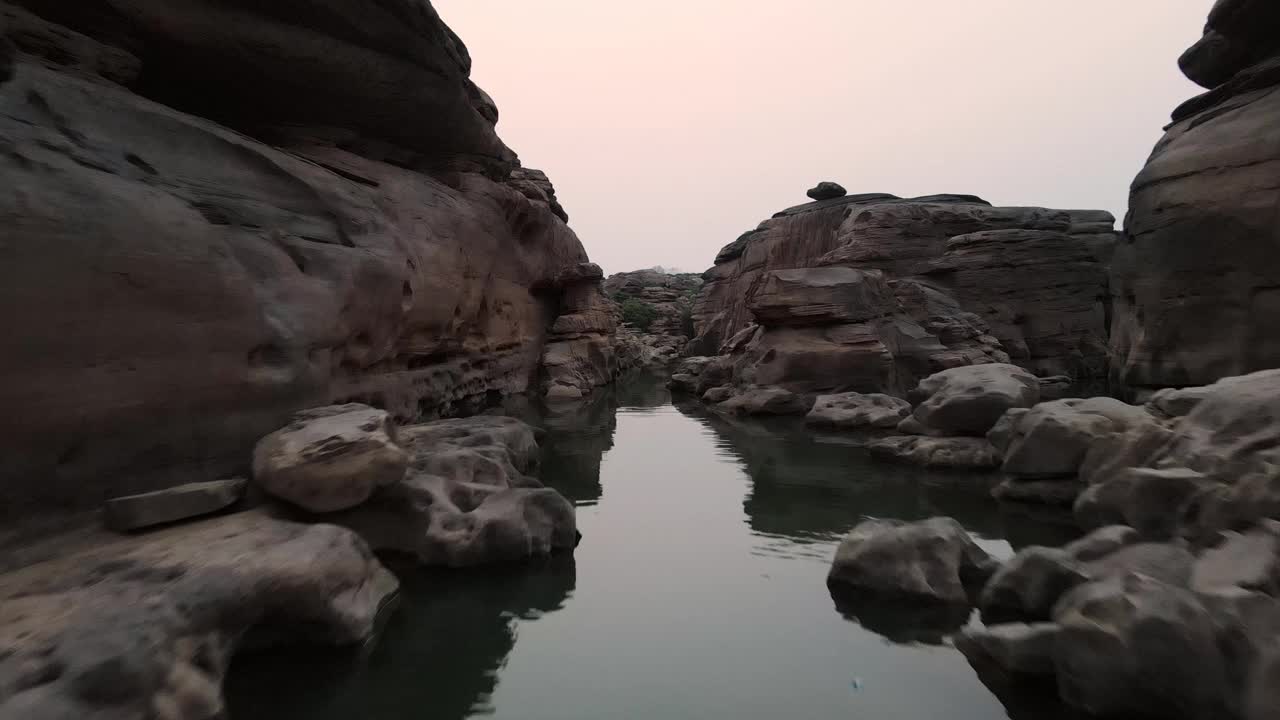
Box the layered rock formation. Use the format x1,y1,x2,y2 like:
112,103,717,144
0,0,616,517
691,193,1114,400
605,269,702,371
1111,0,1280,392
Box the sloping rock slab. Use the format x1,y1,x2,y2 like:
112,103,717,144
0,512,397,719
103,478,246,532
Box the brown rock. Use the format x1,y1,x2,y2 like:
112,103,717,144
103,478,246,532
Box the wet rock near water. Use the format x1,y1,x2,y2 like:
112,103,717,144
0,512,398,719
253,405,410,514
827,517,998,608
910,364,1041,437
866,436,1002,470
805,392,911,430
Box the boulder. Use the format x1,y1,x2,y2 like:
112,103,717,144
716,386,813,416
866,436,1002,470
701,386,734,404
955,623,1060,677
1053,574,1233,720
998,398,1153,479
102,478,246,532
992,478,1084,507
0,512,397,719
1075,369,1280,541
327,416,578,567
805,392,911,430
668,373,700,394
1061,524,1140,562
1192,521,1280,595
252,404,409,513
979,547,1089,623
827,517,998,607
806,181,847,201
1111,0,1280,391
911,364,1040,436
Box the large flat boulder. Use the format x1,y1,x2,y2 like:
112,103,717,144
747,267,897,326
0,512,397,719
103,478,246,532
867,435,1002,470
805,392,911,430
252,404,409,513
911,364,1040,436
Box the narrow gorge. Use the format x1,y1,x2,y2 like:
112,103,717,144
2,2,1280,720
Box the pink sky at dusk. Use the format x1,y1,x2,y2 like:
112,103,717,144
435,1,1207,275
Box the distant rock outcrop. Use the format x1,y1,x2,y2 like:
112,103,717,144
691,192,1115,398
1112,0,1280,392
606,268,703,370
0,0,616,515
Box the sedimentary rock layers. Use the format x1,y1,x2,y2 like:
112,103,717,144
0,1,615,514
690,193,1113,397
1111,0,1280,392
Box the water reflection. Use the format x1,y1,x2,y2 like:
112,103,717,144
226,557,576,720
678,406,1078,556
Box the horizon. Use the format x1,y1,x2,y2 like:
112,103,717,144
436,0,1206,275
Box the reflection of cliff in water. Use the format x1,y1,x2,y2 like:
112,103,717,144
225,557,576,720
680,406,1077,552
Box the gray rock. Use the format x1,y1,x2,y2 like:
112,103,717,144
1054,574,1232,720
103,478,246,532
980,547,1089,623
911,364,1040,436
866,436,1002,470
748,267,897,326
0,512,397,719
1061,525,1140,562
668,373,700,393
716,386,813,416
998,398,1153,479
956,623,1060,677
252,404,409,513
328,416,578,567
985,408,1027,454
1082,542,1195,588
805,392,911,430
827,516,997,607
1192,522,1280,594
701,386,734,404
992,478,1084,507
806,181,847,201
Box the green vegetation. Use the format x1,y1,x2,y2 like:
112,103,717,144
619,298,660,332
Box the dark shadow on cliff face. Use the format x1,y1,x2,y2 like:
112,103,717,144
224,555,576,720
677,406,1078,552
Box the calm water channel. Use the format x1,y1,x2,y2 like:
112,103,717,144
226,376,1081,720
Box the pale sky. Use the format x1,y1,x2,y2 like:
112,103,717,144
435,1,1207,275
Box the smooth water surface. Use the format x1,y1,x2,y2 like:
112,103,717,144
227,377,1078,720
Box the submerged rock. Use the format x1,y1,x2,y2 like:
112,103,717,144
827,517,997,607
956,622,1060,677
805,392,911,430
866,436,1002,470
252,404,409,513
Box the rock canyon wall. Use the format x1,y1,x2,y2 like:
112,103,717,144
1112,0,1280,392
0,0,616,515
690,191,1116,398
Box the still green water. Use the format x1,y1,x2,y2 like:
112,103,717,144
226,377,1079,720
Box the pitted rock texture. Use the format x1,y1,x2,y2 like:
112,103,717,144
690,193,1113,399
1111,0,1280,392
325,416,578,567
0,512,398,719
0,0,615,517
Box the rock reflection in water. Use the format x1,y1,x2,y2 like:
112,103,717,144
680,406,1078,556
225,557,576,720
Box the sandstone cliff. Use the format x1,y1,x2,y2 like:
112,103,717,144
691,192,1115,397
0,0,616,515
1111,0,1280,392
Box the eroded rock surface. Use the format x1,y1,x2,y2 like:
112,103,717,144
1111,0,1280,392
691,193,1113,398
0,0,615,518
326,416,578,567
0,513,398,719
805,392,911,430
